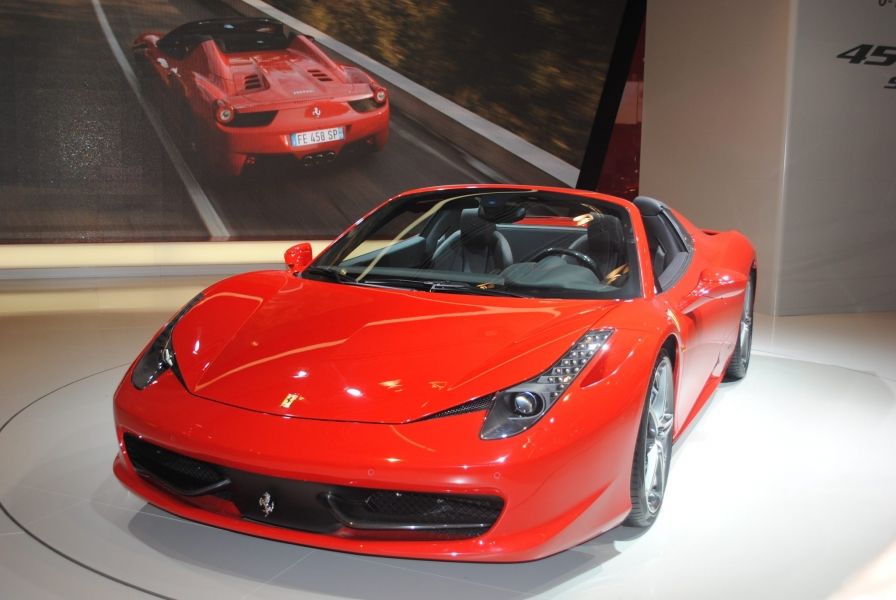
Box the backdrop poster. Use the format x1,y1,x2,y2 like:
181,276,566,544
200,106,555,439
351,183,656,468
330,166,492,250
0,0,627,243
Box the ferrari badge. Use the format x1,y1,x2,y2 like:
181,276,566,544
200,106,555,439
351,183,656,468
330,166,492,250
258,492,275,517
280,393,300,408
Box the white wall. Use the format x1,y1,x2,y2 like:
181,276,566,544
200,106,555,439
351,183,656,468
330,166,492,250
641,0,896,315
778,0,896,314
639,0,793,314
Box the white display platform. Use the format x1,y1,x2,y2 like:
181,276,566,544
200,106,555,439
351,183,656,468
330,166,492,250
1,295,894,599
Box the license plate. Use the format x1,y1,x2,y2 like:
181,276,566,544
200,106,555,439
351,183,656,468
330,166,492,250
290,127,345,147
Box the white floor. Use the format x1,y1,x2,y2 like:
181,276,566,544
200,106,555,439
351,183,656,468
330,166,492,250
1,277,894,600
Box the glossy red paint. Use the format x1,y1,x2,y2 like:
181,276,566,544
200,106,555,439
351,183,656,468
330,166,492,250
283,242,313,274
133,19,389,175
113,184,755,561
173,278,625,423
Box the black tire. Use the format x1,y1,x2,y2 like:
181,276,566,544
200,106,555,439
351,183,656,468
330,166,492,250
626,349,674,528
724,271,755,381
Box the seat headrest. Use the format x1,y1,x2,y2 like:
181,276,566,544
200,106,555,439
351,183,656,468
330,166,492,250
460,208,497,246
587,212,624,255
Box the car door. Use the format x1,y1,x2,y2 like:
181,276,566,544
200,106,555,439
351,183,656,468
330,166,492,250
636,198,732,431
668,262,737,428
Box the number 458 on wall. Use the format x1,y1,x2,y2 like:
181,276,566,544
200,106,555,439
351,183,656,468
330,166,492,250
837,44,896,65
836,44,896,88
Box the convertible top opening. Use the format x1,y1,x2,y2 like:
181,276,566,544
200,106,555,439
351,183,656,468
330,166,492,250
159,18,293,54
308,187,643,300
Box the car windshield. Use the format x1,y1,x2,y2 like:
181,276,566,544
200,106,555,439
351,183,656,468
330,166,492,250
159,19,291,55
306,188,642,300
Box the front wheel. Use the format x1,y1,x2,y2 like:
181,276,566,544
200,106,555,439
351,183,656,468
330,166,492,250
626,349,675,528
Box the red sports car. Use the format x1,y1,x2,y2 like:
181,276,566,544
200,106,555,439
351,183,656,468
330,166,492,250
113,185,755,562
133,18,389,175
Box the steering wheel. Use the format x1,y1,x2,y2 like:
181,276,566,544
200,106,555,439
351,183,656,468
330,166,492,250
530,247,603,279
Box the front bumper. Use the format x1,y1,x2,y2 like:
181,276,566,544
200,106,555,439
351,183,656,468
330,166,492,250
112,361,644,562
122,432,503,538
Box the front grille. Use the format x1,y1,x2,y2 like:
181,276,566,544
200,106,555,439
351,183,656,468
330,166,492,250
324,490,502,538
228,110,278,128
123,433,230,496
365,491,501,528
307,68,333,82
123,433,503,539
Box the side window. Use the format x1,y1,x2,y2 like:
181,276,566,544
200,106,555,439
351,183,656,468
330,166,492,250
636,198,692,293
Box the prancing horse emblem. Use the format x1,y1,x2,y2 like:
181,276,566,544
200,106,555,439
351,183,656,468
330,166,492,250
311,106,321,118
281,393,300,408
258,492,275,517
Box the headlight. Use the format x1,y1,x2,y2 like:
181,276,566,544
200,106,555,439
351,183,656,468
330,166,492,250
480,329,614,440
131,293,203,390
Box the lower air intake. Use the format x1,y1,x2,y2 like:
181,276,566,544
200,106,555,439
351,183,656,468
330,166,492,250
324,489,503,534
123,433,230,496
122,433,503,539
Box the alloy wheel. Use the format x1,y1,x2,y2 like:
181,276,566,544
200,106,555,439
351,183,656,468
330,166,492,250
737,279,753,370
644,356,674,513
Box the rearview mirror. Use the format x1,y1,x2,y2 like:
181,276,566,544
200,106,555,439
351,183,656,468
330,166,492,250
679,268,747,314
284,242,313,274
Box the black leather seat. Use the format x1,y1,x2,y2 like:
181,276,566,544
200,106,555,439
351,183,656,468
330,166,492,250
569,212,626,281
431,209,513,274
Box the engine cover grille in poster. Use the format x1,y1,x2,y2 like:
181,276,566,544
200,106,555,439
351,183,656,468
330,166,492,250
0,0,626,243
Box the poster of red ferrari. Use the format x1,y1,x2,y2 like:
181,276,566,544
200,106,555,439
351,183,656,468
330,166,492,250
0,0,630,243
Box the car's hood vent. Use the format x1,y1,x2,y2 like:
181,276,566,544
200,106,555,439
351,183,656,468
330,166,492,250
226,55,369,104
307,68,333,82
243,73,264,91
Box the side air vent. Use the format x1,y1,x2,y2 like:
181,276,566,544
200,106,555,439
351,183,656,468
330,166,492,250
307,68,333,82
419,395,494,421
244,74,264,91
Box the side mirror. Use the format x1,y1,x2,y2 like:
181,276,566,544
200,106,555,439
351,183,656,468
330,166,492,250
284,242,313,274
679,268,747,314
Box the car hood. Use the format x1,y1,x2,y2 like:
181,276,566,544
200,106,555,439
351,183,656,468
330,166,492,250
172,272,620,424
228,52,370,104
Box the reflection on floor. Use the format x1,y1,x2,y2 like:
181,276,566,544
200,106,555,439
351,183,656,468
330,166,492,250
1,276,894,599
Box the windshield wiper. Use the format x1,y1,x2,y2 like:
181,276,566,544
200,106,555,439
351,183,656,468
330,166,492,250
306,268,527,297
363,277,527,297
302,266,356,282
426,280,529,298
305,269,431,291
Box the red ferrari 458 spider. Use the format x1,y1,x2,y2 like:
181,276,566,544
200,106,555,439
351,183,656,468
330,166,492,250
133,18,389,175
113,185,755,562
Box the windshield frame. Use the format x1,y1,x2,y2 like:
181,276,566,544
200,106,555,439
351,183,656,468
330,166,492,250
307,186,644,301
158,18,292,56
